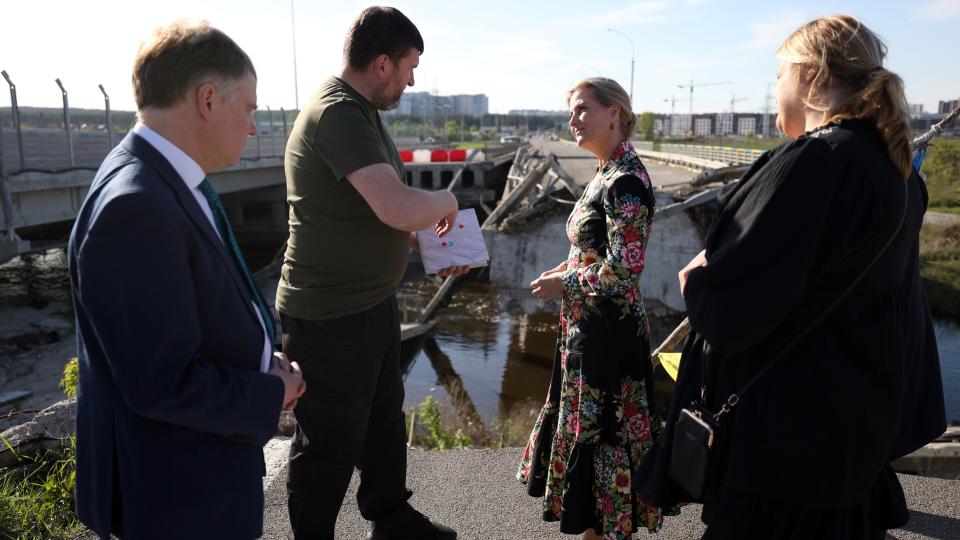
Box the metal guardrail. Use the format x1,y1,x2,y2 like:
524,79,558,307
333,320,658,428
632,140,762,168
661,143,764,165
0,69,298,178
636,149,729,171
0,129,291,177
634,141,654,151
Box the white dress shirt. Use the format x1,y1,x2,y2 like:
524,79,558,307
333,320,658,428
133,123,273,374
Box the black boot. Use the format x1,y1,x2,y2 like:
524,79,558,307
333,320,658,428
367,507,456,540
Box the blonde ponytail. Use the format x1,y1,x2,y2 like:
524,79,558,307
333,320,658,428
778,15,913,180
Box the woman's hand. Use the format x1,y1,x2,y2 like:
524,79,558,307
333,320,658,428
679,249,708,297
531,271,565,300
549,261,568,274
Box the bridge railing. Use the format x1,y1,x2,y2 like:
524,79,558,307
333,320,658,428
633,141,654,151
630,140,763,166
1,128,294,177
1,68,298,177
660,143,764,165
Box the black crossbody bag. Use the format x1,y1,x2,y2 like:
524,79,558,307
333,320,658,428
668,180,909,502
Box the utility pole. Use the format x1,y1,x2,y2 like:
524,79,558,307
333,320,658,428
607,28,635,110
763,82,775,136
664,96,676,137
290,0,299,110
663,96,678,138
717,94,748,137
729,93,747,114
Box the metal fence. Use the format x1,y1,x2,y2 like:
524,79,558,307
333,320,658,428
634,141,654,151
632,140,762,166
660,143,764,165
0,69,297,177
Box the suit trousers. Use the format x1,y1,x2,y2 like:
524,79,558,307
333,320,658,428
282,296,412,539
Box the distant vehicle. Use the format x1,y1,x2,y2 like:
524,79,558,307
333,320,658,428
548,134,560,141
500,135,523,144
424,137,436,144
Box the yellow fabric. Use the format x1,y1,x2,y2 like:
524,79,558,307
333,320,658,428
658,352,681,381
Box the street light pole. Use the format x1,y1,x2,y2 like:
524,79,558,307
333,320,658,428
290,0,300,110
607,28,635,111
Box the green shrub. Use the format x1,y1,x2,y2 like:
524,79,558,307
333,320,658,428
411,396,471,450
59,358,78,400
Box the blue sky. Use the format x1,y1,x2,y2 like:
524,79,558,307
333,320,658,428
1,0,958,115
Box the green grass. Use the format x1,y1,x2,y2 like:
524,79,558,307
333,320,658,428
407,395,539,450
920,223,960,321
923,139,960,211
917,140,960,322
454,142,492,149
0,439,82,540
650,136,790,151
0,360,82,540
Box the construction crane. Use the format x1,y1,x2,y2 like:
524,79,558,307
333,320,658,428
664,95,678,115
729,94,748,113
677,80,731,116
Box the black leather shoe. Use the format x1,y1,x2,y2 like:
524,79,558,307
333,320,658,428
367,509,456,540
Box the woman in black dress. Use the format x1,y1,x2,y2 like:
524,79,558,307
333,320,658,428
517,78,668,539
637,15,946,539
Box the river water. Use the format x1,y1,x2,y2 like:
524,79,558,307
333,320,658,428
399,279,960,438
1,248,957,436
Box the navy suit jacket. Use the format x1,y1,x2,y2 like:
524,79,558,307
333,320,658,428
68,132,284,539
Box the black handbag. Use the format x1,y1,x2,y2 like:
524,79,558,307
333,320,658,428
669,399,726,500
667,180,909,503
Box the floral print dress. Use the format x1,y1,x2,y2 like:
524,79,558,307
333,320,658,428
518,140,666,539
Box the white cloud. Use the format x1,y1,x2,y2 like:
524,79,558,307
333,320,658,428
914,0,960,21
739,11,808,51
577,1,672,29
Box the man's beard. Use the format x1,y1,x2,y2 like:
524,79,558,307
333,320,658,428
372,84,403,111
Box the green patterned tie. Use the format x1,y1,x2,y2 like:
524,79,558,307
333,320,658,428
198,179,277,347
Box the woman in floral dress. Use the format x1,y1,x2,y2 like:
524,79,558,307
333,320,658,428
518,77,667,540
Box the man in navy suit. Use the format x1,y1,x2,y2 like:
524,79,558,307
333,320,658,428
68,20,305,539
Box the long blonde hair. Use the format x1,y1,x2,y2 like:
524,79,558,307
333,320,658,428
777,15,912,180
566,78,636,136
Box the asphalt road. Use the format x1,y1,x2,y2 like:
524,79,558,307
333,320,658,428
530,138,697,190
261,444,960,540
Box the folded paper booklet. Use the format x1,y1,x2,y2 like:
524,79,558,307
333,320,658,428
416,208,490,275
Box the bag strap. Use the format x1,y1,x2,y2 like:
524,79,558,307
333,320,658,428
705,179,910,420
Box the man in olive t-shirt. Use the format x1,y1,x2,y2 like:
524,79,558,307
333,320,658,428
277,7,467,540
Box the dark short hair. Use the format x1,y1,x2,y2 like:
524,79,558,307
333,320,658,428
343,6,424,69
132,19,256,110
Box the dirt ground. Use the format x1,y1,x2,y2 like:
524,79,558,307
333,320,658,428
0,302,76,434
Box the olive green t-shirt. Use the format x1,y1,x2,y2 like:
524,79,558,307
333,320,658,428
276,76,408,320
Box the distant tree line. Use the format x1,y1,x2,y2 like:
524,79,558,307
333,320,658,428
383,113,567,142
1,106,137,133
